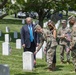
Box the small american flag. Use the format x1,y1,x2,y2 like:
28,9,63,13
65,32,71,41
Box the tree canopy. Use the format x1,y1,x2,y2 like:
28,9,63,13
1,0,76,27
0,0,8,8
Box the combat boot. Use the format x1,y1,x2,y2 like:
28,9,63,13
52,63,56,71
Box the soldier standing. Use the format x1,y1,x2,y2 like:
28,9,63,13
69,17,76,72
47,21,57,70
57,20,71,63
34,23,57,71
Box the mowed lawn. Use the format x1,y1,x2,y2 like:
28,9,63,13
0,16,76,75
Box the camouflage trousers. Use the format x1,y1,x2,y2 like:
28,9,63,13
47,46,56,68
71,49,76,69
60,45,70,62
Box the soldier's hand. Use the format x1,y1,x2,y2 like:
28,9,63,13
34,51,38,55
36,43,39,47
44,47,46,51
22,44,25,48
44,48,47,55
61,34,65,38
70,46,73,51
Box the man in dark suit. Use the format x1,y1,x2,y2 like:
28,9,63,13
21,17,38,67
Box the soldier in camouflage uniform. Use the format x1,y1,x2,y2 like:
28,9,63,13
57,20,71,63
34,23,57,71
47,21,57,70
69,17,76,72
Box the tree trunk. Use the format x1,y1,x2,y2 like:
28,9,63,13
39,18,43,28
15,13,17,18
38,13,44,28
66,10,68,24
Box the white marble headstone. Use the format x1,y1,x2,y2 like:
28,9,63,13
23,51,34,71
36,41,46,59
5,34,9,42
42,41,47,51
22,19,25,24
16,39,21,49
43,22,48,28
33,21,35,25
0,30,2,37
6,27,10,33
67,21,70,28
55,20,60,29
2,42,10,55
0,64,9,75
36,47,43,59
14,31,18,38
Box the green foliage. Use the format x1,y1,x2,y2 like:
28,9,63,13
1,0,76,16
5,0,19,15
0,0,8,9
1,0,76,26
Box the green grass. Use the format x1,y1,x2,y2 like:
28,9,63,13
0,15,76,75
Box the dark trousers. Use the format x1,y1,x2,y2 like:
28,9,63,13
24,41,36,60
53,50,56,63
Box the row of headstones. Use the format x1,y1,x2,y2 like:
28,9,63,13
2,32,46,58
1,41,46,74
2,34,46,57
2,34,21,55
0,27,19,75
0,31,18,39
0,26,12,33
2,34,46,58
0,34,21,75
1,27,47,73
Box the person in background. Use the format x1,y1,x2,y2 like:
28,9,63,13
57,20,71,64
21,17,39,67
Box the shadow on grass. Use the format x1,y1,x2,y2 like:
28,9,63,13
15,72,39,75
55,65,64,71
43,64,64,71
36,64,46,68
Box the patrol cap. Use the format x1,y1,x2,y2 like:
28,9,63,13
34,24,41,30
61,20,66,23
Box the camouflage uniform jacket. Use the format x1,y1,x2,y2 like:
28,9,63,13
57,26,71,46
36,29,57,51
